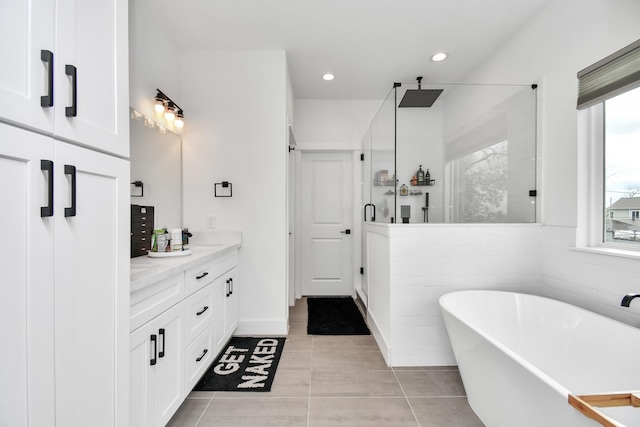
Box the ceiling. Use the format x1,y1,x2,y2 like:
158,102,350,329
146,0,552,100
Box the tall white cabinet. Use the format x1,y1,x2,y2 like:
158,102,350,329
0,0,129,426
0,0,129,157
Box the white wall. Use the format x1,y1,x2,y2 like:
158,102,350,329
294,100,381,149
470,0,640,325
179,50,289,335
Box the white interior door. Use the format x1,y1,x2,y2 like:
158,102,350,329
301,151,353,296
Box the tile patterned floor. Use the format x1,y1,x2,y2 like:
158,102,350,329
167,298,485,426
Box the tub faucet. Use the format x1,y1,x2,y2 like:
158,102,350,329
621,293,640,307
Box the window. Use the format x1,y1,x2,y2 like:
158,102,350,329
580,38,640,250
450,140,508,223
603,87,640,246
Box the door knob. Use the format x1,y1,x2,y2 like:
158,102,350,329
340,229,351,235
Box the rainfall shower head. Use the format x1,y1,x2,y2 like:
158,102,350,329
398,77,443,108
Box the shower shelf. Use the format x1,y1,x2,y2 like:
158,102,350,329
410,180,435,186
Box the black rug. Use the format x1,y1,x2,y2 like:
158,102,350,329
192,337,286,392
307,297,370,335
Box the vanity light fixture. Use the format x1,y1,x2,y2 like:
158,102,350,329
323,73,335,81
174,111,184,131
430,52,448,62
154,89,185,133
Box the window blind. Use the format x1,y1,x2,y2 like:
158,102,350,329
577,38,640,110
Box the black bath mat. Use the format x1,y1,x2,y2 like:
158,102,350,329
307,297,370,335
192,337,286,392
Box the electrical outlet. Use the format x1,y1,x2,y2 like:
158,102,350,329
207,215,216,229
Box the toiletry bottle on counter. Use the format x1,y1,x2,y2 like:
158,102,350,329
152,229,167,252
170,228,183,251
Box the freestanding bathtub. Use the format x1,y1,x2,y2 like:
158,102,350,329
440,290,640,427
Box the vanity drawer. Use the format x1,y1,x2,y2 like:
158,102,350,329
184,325,214,394
185,284,214,345
184,250,237,296
185,261,215,296
130,273,184,332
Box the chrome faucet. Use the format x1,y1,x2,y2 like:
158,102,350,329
621,293,640,307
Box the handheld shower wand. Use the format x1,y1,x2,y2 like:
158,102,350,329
422,192,429,223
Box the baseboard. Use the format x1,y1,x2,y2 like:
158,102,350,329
354,293,367,320
367,310,391,366
235,319,288,336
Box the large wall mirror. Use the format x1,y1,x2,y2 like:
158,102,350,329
130,109,182,229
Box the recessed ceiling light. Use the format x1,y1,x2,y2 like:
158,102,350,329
431,52,448,62
323,73,335,81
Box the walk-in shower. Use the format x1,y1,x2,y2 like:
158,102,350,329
362,81,538,225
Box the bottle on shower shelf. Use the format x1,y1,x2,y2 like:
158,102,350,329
416,165,425,185
425,168,431,185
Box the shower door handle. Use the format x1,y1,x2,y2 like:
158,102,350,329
364,203,376,222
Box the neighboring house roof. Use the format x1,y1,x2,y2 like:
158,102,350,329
607,197,640,210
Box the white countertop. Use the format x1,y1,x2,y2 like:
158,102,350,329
130,231,241,292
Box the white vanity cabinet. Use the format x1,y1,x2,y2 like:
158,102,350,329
130,246,239,426
0,0,129,157
130,299,185,427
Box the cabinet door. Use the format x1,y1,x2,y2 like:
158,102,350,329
130,321,156,427
213,276,227,354
54,141,129,427
153,303,186,427
225,267,239,338
0,0,55,133
0,123,55,426
54,0,129,157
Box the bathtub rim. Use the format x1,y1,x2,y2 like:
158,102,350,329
439,290,640,400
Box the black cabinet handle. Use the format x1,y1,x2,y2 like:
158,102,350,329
150,334,157,366
65,65,77,117
226,279,230,297
40,50,54,107
196,349,208,362
196,272,209,280
229,278,233,295
64,165,76,217
158,328,165,358
196,306,209,316
40,160,54,217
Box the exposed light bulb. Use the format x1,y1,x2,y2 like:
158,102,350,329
164,107,176,121
154,99,165,113
175,116,184,130
323,73,335,81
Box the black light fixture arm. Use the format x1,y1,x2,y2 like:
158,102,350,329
156,89,184,115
